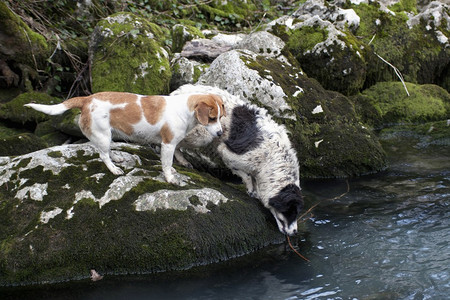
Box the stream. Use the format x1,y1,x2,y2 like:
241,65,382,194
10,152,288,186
2,135,449,299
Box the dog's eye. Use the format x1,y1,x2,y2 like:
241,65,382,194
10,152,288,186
209,117,217,122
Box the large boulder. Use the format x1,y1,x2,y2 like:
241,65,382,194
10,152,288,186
0,92,61,125
269,0,449,94
197,50,386,178
89,12,172,95
353,1,449,90
0,2,49,69
354,82,450,128
270,0,369,96
0,2,50,91
0,143,282,286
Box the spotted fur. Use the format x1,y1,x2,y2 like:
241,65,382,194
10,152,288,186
24,91,225,184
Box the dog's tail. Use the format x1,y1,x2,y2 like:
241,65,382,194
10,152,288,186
24,96,87,116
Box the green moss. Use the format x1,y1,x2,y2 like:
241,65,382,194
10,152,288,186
0,122,28,138
47,151,63,158
0,2,49,68
355,82,450,127
172,24,204,53
352,3,448,88
0,92,61,125
0,133,47,156
286,24,368,95
51,108,83,138
287,26,328,54
193,64,209,82
91,12,172,95
389,0,418,14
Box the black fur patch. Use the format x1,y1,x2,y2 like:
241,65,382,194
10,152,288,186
224,105,262,154
268,184,303,226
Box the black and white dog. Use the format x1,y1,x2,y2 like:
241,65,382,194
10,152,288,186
171,85,303,236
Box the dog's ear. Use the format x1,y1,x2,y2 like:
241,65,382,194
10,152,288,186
212,94,226,117
195,102,211,125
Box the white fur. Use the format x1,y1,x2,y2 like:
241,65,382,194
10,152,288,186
25,93,223,185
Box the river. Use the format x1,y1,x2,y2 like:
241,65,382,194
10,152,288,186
2,133,449,299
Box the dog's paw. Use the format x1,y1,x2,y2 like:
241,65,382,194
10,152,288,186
110,151,125,163
110,165,124,175
165,173,180,185
179,161,193,169
247,190,257,198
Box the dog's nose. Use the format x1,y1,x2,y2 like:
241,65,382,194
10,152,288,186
285,228,297,236
216,130,223,136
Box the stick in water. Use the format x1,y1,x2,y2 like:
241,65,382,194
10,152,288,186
288,180,351,261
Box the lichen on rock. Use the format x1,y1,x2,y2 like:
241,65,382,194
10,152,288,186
0,143,282,286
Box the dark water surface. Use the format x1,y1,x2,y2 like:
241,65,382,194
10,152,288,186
2,140,449,300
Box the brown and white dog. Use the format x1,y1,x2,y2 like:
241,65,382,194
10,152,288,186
24,92,225,184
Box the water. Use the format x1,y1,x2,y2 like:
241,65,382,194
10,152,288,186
2,140,449,300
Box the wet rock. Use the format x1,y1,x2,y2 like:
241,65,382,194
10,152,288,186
0,143,282,286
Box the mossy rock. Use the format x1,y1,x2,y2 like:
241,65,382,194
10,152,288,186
172,24,205,53
0,143,283,286
286,22,368,96
89,12,172,95
50,109,84,138
198,50,386,178
353,82,450,128
0,92,61,125
0,132,48,156
170,56,210,90
0,1,49,68
351,2,449,89
34,121,71,147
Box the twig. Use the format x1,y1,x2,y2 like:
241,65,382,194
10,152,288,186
287,235,310,262
375,53,410,96
288,180,350,261
297,180,350,223
368,34,410,96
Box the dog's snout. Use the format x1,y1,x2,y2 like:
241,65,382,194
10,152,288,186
216,130,223,137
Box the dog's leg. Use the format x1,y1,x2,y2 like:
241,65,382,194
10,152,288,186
217,143,257,196
174,148,193,169
160,143,178,184
110,151,125,163
90,134,124,175
233,169,257,197
174,126,214,168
